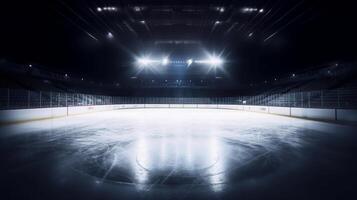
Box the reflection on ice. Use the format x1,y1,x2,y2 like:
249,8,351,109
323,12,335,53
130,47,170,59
133,135,149,188
208,135,225,192
131,131,227,191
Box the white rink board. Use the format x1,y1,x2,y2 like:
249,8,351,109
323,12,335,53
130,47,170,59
291,108,335,121
217,105,243,110
243,105,269,113
145,104,170,108
183,104,197,108
1,104,357,124
269,106,291,116
336,109,357,122
68,105,114,115
0,107,67,123
197,104,218,109
169,104,184,108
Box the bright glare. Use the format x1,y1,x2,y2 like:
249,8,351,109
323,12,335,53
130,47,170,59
98,7,117,12
195,56,223,67
162,57,169,65
135,55,222,67
187,59,193,66
107,32,113,39
136,57,166,67
242,7,259,13
209,57,223,66
138,58,151,66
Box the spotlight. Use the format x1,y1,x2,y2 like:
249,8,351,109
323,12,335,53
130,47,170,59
107,32,114,39
196,56,224,66
208,57,223,66
97,7,102,12
137,58,151,66
242,7,259,13
134,6,141,12
259,8,264,13
187,59,193,66
162,57,169,65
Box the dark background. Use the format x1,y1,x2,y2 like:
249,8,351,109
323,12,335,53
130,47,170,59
0,0,356,85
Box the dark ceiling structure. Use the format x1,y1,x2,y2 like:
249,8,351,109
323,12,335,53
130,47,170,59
0,0,356,84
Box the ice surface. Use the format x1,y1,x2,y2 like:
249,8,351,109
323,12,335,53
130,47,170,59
1,108,356,200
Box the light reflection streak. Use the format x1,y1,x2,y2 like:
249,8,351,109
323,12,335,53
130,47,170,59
185,134,193,170
131,131,227,192
208,135,225,192
133,134,149,190
160,135,167,168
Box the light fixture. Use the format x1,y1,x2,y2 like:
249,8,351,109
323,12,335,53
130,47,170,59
107,32,114,39
195,55,224,67
208,57,223,66
97,6,117,12
162,57,169,65
134,6,141,12
136,57,161,66
187,59,193,66
242,7,260,13
137,58,151,66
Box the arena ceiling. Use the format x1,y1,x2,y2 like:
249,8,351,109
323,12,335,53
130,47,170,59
0,0,356,84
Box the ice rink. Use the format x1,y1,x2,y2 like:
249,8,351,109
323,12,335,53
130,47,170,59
1,108,357,200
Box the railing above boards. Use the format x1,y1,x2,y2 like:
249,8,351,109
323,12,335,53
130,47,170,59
0,88,357,110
